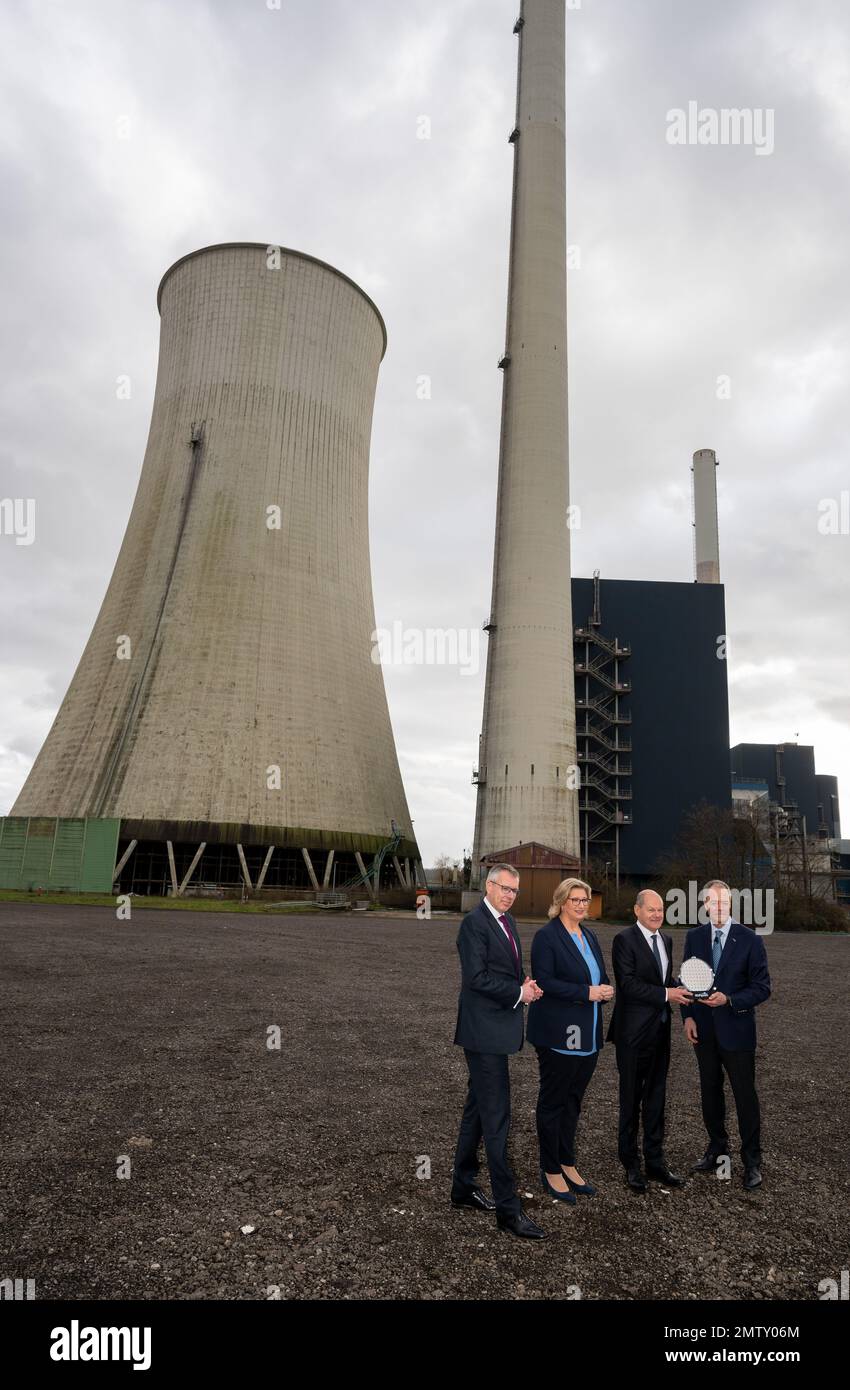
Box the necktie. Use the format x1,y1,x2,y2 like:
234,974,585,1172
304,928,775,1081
499,914,521,977
713,931,723,972
651,932,664,981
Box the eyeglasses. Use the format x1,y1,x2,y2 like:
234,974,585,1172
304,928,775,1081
567,897,590,904
494,883,519,895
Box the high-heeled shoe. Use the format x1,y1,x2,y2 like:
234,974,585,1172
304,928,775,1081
562,1172,597,1197
541,1168,577,1204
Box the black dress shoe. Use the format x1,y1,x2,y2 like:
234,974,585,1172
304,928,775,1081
626,1167,647,1193
451,1185,496,1211
496,1207,546,1239
646,1164,685,1188
743,1166,763,1190
692,1149,729,1173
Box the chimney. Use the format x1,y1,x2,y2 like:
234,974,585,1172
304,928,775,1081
692,448,720,584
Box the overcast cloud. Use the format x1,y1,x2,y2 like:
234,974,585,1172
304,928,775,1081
1,0,848,863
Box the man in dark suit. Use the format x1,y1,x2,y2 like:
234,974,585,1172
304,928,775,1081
607,890,692,1191
451,863,546,1239
681,879,771,1190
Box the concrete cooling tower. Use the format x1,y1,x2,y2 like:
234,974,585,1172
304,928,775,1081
11,242,420,896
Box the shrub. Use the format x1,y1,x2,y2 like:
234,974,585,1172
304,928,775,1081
774,894,849,933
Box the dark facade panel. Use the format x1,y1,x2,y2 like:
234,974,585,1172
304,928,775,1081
815,774,841,838
571,578,731,876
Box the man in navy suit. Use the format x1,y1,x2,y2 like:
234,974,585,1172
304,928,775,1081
451,863,546,1239
681,879,771,1189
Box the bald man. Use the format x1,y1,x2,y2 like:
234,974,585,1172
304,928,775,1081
607,890,692,1192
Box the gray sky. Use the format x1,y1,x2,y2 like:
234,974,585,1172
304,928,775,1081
1,0,848,864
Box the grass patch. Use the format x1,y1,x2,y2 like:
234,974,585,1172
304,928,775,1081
0,890,328,914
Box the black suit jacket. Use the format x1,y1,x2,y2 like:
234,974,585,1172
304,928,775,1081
607,923,673,1048
453,899,524,1055
526,918,610,1052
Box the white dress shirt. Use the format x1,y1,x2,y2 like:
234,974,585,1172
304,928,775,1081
636,922,671,1001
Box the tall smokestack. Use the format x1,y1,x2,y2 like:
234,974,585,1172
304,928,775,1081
692,447,721,584
472,0,580,873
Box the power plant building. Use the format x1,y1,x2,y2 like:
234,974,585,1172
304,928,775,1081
731,743,842,840
571,573,731,879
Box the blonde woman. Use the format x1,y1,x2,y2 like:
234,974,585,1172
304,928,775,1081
526,878,614,1200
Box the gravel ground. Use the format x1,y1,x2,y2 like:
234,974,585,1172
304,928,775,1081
1,904,847,1301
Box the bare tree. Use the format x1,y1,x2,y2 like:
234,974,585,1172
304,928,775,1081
433,853,454,887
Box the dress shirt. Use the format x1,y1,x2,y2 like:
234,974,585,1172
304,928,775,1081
636,922,671,1001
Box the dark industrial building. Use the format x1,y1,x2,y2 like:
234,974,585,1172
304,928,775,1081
730,743,841,839
571,572,731,879
835,842,850,908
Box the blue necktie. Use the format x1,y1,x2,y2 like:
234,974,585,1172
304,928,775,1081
712,931,723,972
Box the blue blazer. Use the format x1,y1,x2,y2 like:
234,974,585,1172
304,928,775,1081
526,918,610,1052
680,922,771,1052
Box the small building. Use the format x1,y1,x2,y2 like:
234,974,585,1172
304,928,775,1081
479,841,582,920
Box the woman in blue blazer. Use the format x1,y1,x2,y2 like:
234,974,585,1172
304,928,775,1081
526,877,614,1202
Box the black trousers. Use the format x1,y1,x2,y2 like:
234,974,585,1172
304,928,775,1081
615,1021,670,1167
695,1030,762,1168
452,1049,521,1216
535,1047,598,1173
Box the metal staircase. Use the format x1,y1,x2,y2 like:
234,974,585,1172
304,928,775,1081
336,824,403,895
574,571,633,883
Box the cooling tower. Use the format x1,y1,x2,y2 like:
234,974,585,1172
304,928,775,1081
471,0,580,874
12,243,419,890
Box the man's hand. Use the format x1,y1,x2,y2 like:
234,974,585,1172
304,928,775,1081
521,976,543,1004
589,984,614,1002
667,986,693,1006
683,1017,698,1044
701,991,728,1008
